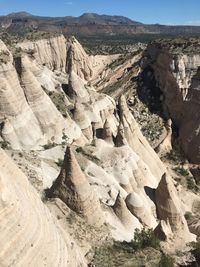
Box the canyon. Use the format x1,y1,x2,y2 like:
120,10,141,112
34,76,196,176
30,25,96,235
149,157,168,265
0,32,200,266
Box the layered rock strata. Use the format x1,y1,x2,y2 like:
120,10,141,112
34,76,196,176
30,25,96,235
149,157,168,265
47,146,105,226
0,148,86,267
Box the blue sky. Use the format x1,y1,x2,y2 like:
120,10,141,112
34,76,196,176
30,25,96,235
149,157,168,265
0,0,200,25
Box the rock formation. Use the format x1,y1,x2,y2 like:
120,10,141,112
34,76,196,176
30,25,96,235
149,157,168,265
0,148,86,267
155,173,194,245
126,192,156,228
115,122,127,147
118,95,166,180
17,35,67,72
0,33,199,264
112,192,141,231
66,36,119,82
102,119,114,144
143,41,200,163
47,146,105,226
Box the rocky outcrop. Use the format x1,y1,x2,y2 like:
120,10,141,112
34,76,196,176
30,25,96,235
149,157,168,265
73,102,93,141
126,192,156,227
17,35,67,72
66,37,93,80
66,36,119,82
0,37,90,149
0,42,44,149
118,95,166,180
47,146,105,226
115,122,127,147
0,148,86,267
102,119,114,144
143,41,200,163
112,193,141,231
155,173,194,245
0,32,197,258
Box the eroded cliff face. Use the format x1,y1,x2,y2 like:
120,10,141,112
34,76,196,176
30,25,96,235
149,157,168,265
0,34,199,266
142,41,200,163
0,148,86,267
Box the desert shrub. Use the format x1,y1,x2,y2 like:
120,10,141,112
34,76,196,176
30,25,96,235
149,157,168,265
187,176,198,192
184,211,193,220
166,145,186,164
130,228,160,250
18,152,23,158
173,166,189,176
189,240,200,265
43,141,57,150
159,253,175,267
0,140,10,149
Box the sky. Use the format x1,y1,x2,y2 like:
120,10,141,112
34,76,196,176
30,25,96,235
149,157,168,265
0,0,200,25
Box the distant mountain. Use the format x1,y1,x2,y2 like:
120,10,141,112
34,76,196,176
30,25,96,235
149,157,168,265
0,12,200,36
7,11,33,18
77,13,142,25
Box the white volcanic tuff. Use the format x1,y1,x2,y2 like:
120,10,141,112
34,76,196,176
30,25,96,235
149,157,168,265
0,54,44,149
48,146,105,226
0,41,85,149
112,193,141,232
69,72,117,140
20,55,75,144
0,36,118,149
66,37,93,80
118,95,166,180
66,36,119,81
171,54,200,99
17,35,67,72
84,139,158,234
68,71,90,102
126,192,157,228
0,148,86,267
155,173,195,247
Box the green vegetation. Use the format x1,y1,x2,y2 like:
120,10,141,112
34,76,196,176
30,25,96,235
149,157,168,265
18,152,23,158
152,36,200,55
93,228,175,267
187,176,198,192
173,166,189,176
76,146,101,164
128,228,160,251
159,253,175,267
44,88,70,119
0,50,10,63
0,140,10,149
184,211,193,220
165,145,186,164
76,34,199,55
43,141,57,150
188,240,200,265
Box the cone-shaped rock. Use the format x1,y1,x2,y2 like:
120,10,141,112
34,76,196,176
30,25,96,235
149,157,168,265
118,94,166,181
155,173,195,246
155,173,194,235
115,122,127,147
102,119,114,144
154,220,173,241
125,192,153,227
112,192,141,230
48,146,104,226
0,148,86,267
73,102,92,141
68,71,89,103
155,173,183,230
